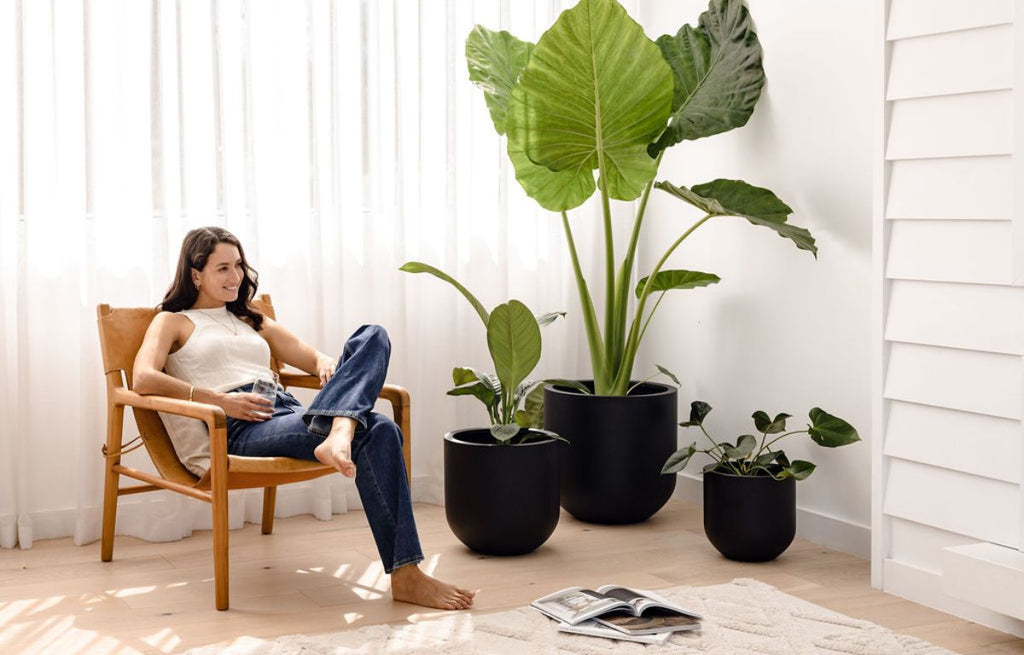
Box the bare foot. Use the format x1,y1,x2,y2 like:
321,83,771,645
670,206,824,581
314,429,357,478
391,564,475,610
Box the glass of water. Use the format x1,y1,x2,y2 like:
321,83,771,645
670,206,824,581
252,374,277,416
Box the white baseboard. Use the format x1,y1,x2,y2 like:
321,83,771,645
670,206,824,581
884,558,1024,638
413,475,443,506
670,472,871,559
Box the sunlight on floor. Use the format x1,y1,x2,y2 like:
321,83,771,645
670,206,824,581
353,562,386,600
141,627,180,652
108,585,157,599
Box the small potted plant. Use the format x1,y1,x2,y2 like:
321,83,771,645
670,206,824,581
662,401,860,562
401,261,576,556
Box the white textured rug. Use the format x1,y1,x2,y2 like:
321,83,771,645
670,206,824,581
186,579,957,654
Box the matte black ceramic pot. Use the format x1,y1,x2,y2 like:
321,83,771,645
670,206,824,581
543,381,677,524
703,470,796,562
443,428,560,556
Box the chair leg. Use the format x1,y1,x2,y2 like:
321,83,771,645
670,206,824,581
261,486,277,535
210,439,230,611
101,405,124,562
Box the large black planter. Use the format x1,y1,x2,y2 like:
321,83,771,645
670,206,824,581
703,470,796,562
443,428,560,556
543,381,677,524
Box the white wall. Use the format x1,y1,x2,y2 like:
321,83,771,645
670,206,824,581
636,0,875,556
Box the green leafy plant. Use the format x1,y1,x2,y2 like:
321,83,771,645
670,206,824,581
400,261,581,444
466,0,818,396
661,401,860,479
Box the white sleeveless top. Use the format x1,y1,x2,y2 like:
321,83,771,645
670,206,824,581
159,307,276,476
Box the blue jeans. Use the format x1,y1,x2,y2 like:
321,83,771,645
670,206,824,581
225,324,423,573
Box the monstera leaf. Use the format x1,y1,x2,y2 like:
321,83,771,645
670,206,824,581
650,0,764,155
656,179,817,256
505,0,673,208
808,408,861,447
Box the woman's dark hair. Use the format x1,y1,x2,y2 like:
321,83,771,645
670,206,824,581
160,226,264,331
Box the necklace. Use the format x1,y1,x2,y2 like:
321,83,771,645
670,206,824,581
201,309,238,336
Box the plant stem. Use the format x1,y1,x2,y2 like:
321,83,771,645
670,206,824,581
610,153,663,382
636,291,667,349
561,211,606,385
599,180,616,392
762,430,805,452
611,213,713,394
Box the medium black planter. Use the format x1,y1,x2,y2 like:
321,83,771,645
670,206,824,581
703,470,796,562
443,428,560,556
543,381,677,524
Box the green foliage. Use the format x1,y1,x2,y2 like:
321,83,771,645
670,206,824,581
661,401,860,480
466,0,819,396
401,261,563,444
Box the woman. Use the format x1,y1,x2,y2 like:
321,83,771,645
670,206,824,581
133,226,474,611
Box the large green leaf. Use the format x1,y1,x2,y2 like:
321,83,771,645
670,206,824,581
808,408,861,447
487,300,542,397
656,179,817,257
464,25,593,211
399,262,490,326
507,127,597,211
635,269,720,298
650,0,764,155
505,0,673,206
466,26,535,134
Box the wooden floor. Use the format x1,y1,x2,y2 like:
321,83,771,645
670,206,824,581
1,500,1023,654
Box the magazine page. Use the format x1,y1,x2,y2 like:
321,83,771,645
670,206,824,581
530,587,627,625
596,585,702,619
595,609,702,636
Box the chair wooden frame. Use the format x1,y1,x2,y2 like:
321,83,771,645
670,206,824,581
96,294,412,610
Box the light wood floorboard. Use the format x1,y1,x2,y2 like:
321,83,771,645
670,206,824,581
0,500,1021,654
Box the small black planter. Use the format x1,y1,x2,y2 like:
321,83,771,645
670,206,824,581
702,470,796,562
543,381,677,524
443,428,560,556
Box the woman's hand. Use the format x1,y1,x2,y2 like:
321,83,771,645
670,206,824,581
316,354,336,386
219,391,274,422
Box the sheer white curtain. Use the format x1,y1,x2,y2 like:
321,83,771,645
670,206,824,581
0,0,618,550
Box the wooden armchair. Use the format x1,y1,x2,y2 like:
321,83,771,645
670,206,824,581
96,294,412,610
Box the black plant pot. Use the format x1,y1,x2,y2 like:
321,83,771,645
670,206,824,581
703,470,796,562
543,381,677,524
443,428,560,556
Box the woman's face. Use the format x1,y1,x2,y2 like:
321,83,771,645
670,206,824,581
191,242,244,308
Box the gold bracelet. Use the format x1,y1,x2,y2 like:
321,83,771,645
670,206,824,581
188,385,195,402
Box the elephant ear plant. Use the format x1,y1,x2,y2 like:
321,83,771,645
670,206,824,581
662,401,861,479
466,0,818,396
400,262,579,444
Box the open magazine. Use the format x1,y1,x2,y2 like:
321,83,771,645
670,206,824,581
532,585,702,636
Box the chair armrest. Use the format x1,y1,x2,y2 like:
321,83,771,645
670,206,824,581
278,372,322,390
112,388,227,430
379,384,410,409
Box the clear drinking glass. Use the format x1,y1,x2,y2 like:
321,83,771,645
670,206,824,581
252,374,277,417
